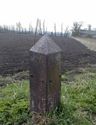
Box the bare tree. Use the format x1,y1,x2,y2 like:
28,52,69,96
38,19,42,35
72,22,82,36
3,25,8,32
11,25,15,31
45,27,47,34
0,26,3,32
61,23,63,36
88,24,91,31
43,20,45,34
34,18,39,44
29,24,33,33
64,27,69,37
54,23,56,36
16,22,22,32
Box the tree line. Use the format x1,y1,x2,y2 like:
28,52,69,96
0,19,70,37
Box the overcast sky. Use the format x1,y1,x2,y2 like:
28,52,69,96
0,0,96,31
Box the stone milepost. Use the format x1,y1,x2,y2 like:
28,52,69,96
29,34,62,114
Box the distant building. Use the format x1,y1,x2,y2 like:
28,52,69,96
79,29,96,38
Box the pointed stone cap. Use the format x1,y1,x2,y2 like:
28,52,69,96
30,34,62,55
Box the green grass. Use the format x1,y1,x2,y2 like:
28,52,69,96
0,80,30,125
0,68,96,125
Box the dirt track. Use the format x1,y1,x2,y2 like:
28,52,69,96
0,32,96,74
73,37,96,51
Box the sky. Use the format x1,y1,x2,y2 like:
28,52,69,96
0,0,96,32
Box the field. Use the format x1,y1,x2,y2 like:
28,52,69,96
0,33,96,124
0,32,40,74
1,32,96,75
0,67,96,125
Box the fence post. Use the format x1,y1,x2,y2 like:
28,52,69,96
29,34,62,114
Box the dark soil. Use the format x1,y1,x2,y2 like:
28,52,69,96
53,36,96,71
0,32,96,75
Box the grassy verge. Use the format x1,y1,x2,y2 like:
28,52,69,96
0,68,96,125
0,80,30,125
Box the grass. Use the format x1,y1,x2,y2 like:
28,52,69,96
0,67,96,125
0,80,30,125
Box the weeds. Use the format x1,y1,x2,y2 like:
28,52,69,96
0,67,96,125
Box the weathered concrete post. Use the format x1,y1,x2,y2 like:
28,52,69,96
29,34,62,114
